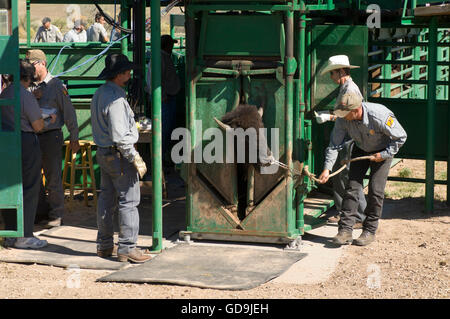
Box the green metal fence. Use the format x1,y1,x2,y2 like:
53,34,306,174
0,0,24,237
368,21,450,213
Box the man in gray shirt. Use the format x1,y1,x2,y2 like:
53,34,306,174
27,49,80,228
1,60,56,249
87,13,109,42
91,53,149,263
34,17,63,43
318,92,407,246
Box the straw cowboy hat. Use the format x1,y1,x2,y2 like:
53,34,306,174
320,55,360,76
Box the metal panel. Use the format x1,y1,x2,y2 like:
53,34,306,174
0,0,23,237
199,13,284,58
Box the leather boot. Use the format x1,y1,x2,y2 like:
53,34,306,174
353,231,376,246
118,248,152,263
332,230,353,245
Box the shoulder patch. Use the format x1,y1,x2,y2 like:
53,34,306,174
385,115,395,128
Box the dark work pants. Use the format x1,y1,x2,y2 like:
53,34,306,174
339,146,392,234
332,141,367,222
37,129,65,219
2,132,42,237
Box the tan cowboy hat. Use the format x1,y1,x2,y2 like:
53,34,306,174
320,55,360,76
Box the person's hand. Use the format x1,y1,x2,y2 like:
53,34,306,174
318,169,330,184
314,111,333,124
49,114,57,124
371,152,384,162
69,140,80,153
133,153,147,179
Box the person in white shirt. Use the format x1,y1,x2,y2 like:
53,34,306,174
63,20,87,43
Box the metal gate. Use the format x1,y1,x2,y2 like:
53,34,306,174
0,0,23,237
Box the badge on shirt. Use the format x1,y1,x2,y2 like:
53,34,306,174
385,115,395,128
369,129,375,135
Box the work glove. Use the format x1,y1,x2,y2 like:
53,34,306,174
133,153,147,179
314,110,333,124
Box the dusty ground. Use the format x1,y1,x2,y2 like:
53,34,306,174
0,159,448,299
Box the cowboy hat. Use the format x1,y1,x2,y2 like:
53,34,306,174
320,55,360,76
97,53,137,80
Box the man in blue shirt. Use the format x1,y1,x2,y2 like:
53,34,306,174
91,53,150,263
318,92,407,246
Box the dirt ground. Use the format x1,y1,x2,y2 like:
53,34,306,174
0,159,449,299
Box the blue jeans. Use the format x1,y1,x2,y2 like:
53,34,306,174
96,147,140,255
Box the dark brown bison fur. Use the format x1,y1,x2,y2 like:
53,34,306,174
221,104,264,131
220,104,272,169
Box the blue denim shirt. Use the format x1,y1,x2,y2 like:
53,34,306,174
90,81,138,162
324,102,407,171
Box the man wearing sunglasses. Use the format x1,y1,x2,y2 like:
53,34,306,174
26,49,80,229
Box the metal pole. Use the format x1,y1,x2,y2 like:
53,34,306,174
120,0,128,56
426,17,437,214
150,0,163,252
185,12,196,231
296,5,306,232
26,0,30,46
285,11,295,233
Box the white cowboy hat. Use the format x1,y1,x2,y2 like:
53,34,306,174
320,55,360,76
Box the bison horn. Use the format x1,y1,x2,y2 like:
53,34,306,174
214,117,232,131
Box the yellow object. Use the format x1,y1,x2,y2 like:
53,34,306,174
62,140,98,207
385,116,395,128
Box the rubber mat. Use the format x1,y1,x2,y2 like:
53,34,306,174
98,244,306,290
0,226,160,270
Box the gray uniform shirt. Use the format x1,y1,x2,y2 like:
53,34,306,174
324,102,407,171
90,81,138,162
34,25,63,43
63,29,87,42
87,23,108,42
0,84,42,132
29,72,79,141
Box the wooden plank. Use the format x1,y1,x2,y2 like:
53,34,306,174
415,4,450,16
